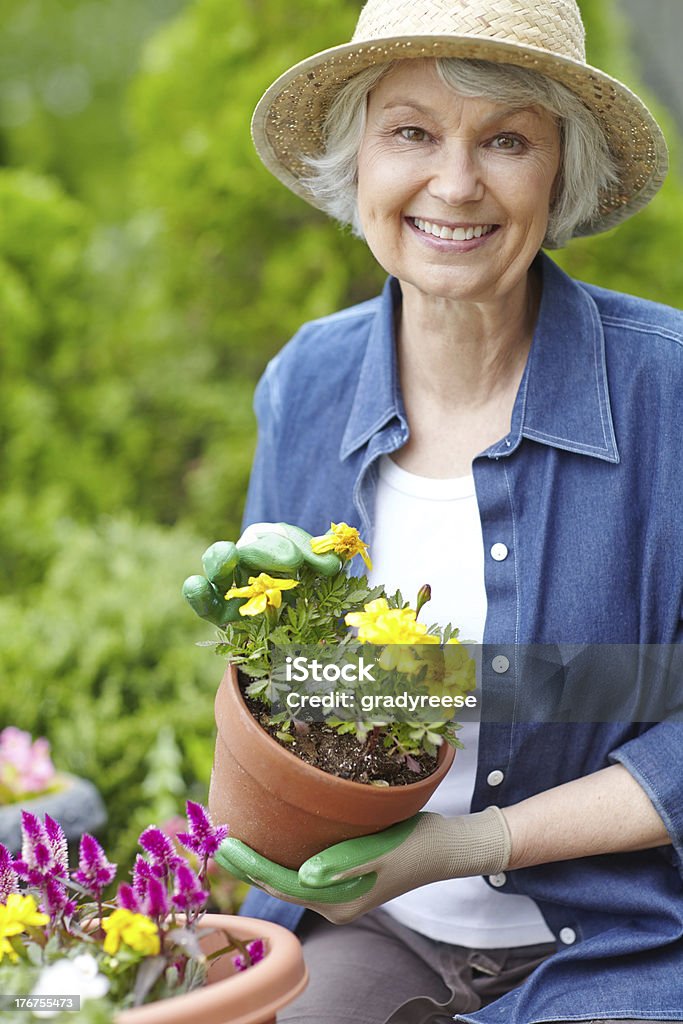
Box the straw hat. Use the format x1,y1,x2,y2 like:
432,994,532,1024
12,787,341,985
251,0,668,237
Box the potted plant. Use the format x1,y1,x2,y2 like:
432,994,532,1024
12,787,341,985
183,521,476,868
0,801,307,1023
0,728,106,855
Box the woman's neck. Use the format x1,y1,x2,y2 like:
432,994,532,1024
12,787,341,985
397,268,540,407
393,267,540,478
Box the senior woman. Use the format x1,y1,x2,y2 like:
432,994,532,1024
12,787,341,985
211,1,683,1022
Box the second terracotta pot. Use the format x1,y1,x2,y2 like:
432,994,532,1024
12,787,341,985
209,665,455,869
116,914,307,1024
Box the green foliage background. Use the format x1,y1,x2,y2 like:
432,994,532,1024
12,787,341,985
0,0,680,874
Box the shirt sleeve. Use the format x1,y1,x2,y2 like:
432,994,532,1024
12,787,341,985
609,720,683,874
242,356,283,529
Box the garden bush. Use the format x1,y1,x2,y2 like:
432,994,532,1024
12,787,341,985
0,514,219,871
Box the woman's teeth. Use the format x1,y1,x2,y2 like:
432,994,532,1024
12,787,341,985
412,218,495,241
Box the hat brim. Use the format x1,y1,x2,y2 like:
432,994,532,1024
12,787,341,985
251,34,668,238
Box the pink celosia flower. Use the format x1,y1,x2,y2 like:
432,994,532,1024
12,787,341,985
232,938,266,972
73,834,117,902
171,862,208,914
116,882,141,913
177,802,228,860
145,877,170,918
43,877,76,920
138,828,181,879
14,812,68,886
132,854,156,902
0,844,18,903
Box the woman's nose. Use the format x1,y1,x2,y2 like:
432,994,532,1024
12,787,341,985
426,143,485,207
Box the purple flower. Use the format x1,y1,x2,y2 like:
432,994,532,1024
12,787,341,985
72,834,117,902
177,802,228,859
171,862,209,914
138,827,181,878
42,877,76,920
129,856,171,917
116,882,141,913
145,877,170,918
0,843,18,903
132,854,156,902
14,811,68,885
232,938,266,972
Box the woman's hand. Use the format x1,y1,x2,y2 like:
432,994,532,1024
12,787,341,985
214,808,511,924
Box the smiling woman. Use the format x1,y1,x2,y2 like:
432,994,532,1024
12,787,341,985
356,62,561,310
305,57,616,249
204,2,683,1023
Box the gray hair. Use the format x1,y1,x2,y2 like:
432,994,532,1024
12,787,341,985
302,58,618,249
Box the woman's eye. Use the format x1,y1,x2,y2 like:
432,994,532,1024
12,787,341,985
398,126,429,142
491,134,523,151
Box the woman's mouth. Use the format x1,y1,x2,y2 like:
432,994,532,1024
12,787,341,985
409,217,498,241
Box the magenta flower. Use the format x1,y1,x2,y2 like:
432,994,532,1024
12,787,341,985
132,854,156,901
171,862,209,914
138,827,181,879
129,855,173,917
177,802,228,859
43,877,76,920
145,876,170,918
232,938,266,972
14,812,68,886
116,882,142,913
72,834,117,902
0,843,18,903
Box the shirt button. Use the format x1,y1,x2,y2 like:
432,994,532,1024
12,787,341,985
492,655,510,674
489,873,507,887
490,543,508,561
559,927,577,945
487,770,505,787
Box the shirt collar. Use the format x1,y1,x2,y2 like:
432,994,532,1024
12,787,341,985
340,276,406,460
341,253,619,464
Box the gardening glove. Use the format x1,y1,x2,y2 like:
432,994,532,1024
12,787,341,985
215,807,511,925
182,523,343,626
236,522,341,576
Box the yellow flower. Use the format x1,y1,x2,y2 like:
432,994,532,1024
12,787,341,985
311,522,372,570
0,894,49,963
377,645,423,675
225,573,299,616
346,602,440,646
102,909,160,957
344,598,389,636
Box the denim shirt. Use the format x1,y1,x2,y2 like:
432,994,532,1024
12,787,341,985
239,254,683,1023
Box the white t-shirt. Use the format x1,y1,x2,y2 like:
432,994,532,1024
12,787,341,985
369,455,555,947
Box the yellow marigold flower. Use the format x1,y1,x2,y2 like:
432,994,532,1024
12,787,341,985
0,937,18,963
225,573,299,616
345,597,390,634
377,645,423,675
0,894,49,963
102,909,160,957
348,603,441,646
311,522,372,570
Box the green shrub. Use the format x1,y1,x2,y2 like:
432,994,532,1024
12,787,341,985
0,514,223,870
557,0,683,304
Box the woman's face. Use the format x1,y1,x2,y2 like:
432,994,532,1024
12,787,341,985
356,61,561,307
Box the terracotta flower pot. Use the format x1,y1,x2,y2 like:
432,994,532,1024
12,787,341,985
209,665,455,869
116,914,307,1024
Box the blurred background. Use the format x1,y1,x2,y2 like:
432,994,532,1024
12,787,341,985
0,0,681,878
